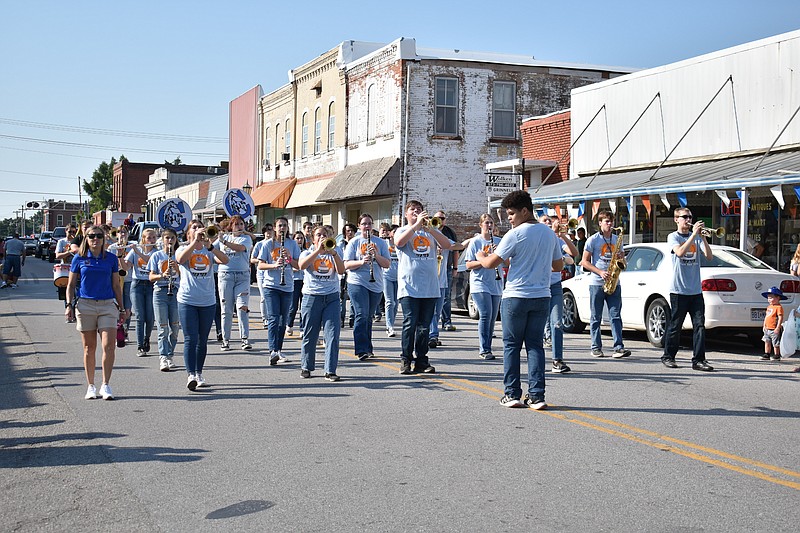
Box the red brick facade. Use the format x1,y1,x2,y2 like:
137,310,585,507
520,110,571,186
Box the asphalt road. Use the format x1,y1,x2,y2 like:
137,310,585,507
2,258,799,532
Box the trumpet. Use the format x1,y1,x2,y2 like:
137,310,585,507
110,229,118,240
700,227,725,238
556,218,579,233
204,225,219,240
424,216,443,229
322,237,337,252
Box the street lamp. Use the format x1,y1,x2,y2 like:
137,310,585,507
242,181,253,196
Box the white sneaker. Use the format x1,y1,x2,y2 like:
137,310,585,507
0,282,7,288
167,357,176,369
286,326,293,336
241,339,252,350
220,341,230,351
159,357,170,372
277,351,289,363
187,374,197,391
387,328,396,337
197,373,208,387
10,283,17,288
85,384,98,400
99,383,114,400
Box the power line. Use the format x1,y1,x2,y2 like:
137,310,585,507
0,134,227,157
0,188,81,197
0,145,117,160
0,169,75,179
0,117,228,143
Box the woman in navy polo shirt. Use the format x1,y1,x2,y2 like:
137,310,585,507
65,226,125,401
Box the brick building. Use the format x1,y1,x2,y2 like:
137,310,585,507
42,200,84,230
521,110,571,188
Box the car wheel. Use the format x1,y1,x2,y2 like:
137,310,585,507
562,291,585,333
467,290,479,320
646,297,669,348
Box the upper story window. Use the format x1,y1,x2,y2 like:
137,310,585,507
314,108,322,155
492,81,516,139
367,84,377,140
328,102,335,150
284,119,291,158
435,77,459,136
275,124,281,164
57,214,64,226
265,128,271,166
301,112,308,158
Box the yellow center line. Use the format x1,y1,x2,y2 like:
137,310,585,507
340,349,800,491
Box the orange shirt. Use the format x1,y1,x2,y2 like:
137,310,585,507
764,303,784,330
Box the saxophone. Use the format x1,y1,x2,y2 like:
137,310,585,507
602,227,626,295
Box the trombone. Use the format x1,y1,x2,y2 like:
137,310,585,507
700,227,725,238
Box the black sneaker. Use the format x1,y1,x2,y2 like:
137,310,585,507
500,395,524,408
552,360,571,373
217,333,223,342
413,364,436,374
692,361,714,372
324,373,340,382
300,369,311,378
523,394,547,410
399,361,413,375
662,358,679,369
357,353,370,361
349,317,354,328
143,340,151,353
428,338,438,349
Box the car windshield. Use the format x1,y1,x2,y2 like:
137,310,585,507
699,249,771,269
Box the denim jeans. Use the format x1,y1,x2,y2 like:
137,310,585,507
589,284,625,351
473,291,501,355
442,274,453,327
213,272,222,336
178,303,215,375
131,278,154,348
256,271,268,325
300,292,340,374
663,293,706,363
288,279,304,327
399,296,437,366
429,287,447,340
349,284,382,355
122,280,132,330
546,281,564,361
218,270,251,342
383,279,398,330
264,287,292,353
153,286,180,357
501,296,549,399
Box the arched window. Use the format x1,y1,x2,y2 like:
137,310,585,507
314,108,322,155
301,112,308,158
284,119,291,159
328,102,335,150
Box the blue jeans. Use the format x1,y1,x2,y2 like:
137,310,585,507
218,270,250,342
349,284,382,355
429,287,447,339
501,297,549,399
399,296,437,366
131,278,154,349
442,274,453,327
288,279,304,327
473,292,501,355
383,279,399,330
300,292,340,374
178,303,215,375
264,288,292,353
256,271,267,325
589,284,625,351
547,281,564,361
122,280,132,331
663,293,706,363
213,273,222,336
153,286,180,357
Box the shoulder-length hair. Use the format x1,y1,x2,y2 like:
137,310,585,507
78,226,106,258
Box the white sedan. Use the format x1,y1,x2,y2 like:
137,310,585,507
561,243,799,347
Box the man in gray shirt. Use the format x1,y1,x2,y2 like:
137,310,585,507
661,208,713,371
2,233,26,288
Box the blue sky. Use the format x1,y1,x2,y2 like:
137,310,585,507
1,0,798,222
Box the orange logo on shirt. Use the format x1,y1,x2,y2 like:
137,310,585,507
189,252,211,274
314,257,334,275
271,247,281,261
137,256,148,269
600,243,613,259
413,235,431,255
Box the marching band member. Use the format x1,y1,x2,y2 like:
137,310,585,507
298,225,346,381
464,214,505,360
257,217,300,365
215,215,253,351
107,225,133,340
380,223,399,337
56,224,78,321
286,230,307,336
69,219,93,255
251,225,272,330
580,210,631,359
393,200,457,375
176,219,229,390
65,226,125,400
427,227,463,349
148,229,181,372
125,228,157,357
344,214,391,360
339,223,357,328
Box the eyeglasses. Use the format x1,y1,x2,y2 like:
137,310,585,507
677,215,693,220
86,234,104,239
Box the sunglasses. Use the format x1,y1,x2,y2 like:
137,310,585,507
677,215,693,220
86,234,104,239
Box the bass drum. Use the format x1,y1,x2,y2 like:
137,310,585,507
53,264,70,288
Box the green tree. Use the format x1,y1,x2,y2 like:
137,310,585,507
83,154,127,214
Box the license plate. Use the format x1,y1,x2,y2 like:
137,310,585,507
751,308,766,321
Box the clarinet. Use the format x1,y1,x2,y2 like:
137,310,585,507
279,231,286,286
166,244,175,296
367,232,376,282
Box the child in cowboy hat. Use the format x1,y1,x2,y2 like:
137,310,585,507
760,286,787,361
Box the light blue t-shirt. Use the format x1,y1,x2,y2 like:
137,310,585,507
252,240,266,285
215,234,252,273
147,250,180,289
107,243,131,285
344,234,390,292
465,236,503,296
300,247,340,296
584,231,621,287
550,239,570,285
125,246,155,281
258,237,301,292
176,245,217,307
383,238,398,282
668,231,703,295
494,222,561,299
395,225,441,299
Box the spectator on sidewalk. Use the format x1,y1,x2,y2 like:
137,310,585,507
1,233,25,288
